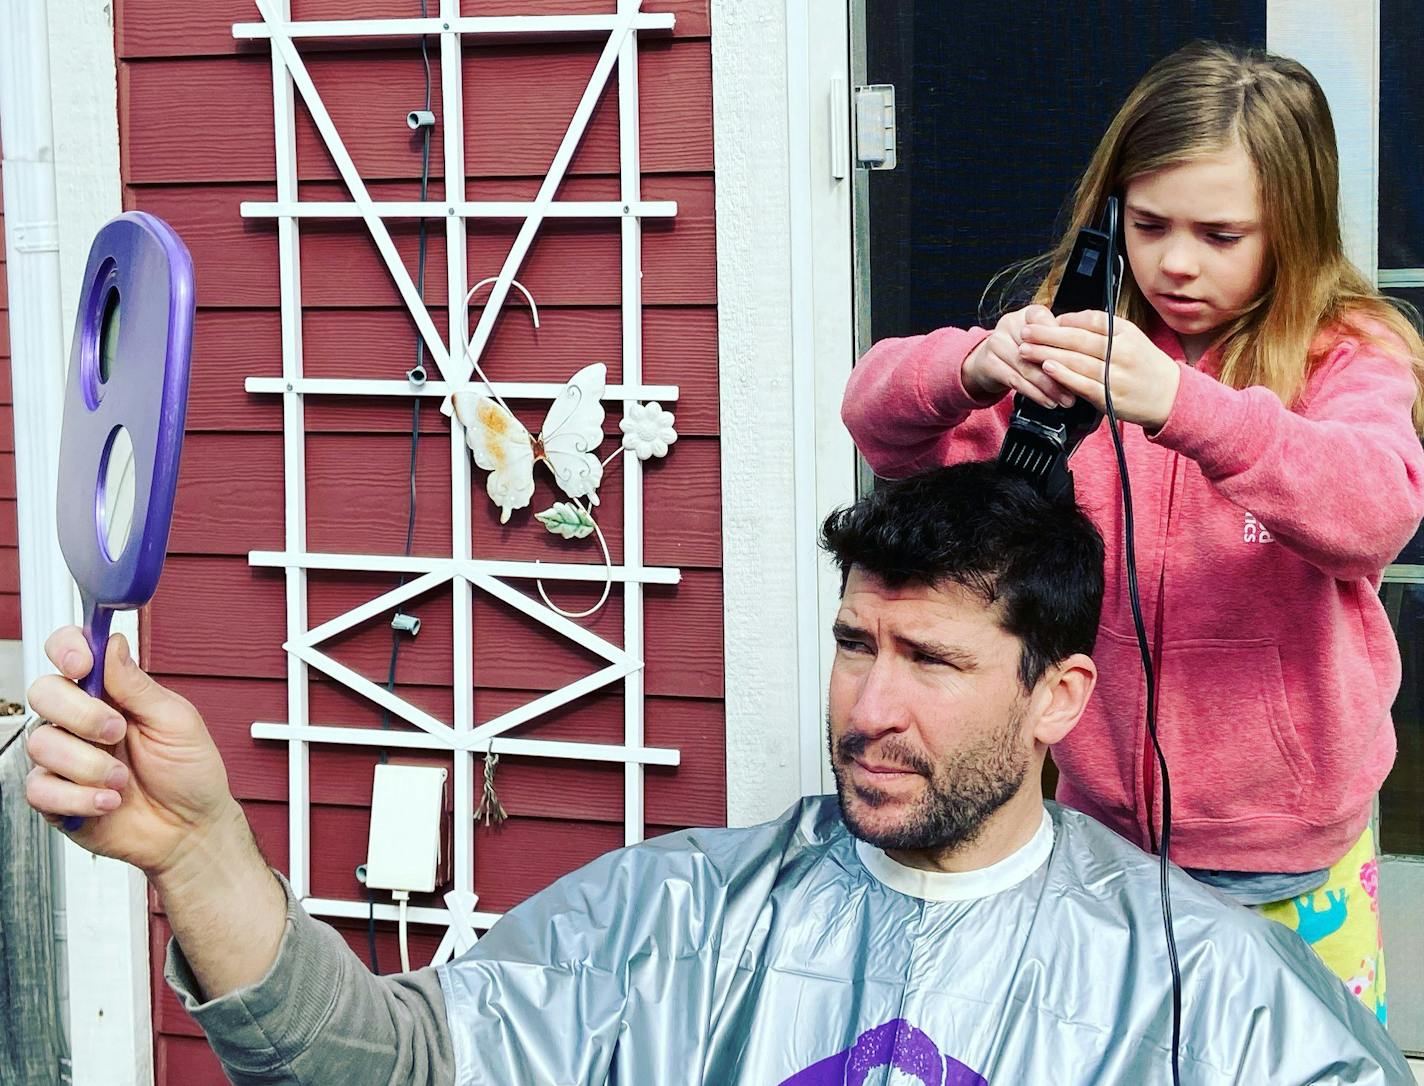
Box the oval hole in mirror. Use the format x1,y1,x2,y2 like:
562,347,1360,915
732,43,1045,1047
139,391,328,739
98,425,136,561
98,288,121,385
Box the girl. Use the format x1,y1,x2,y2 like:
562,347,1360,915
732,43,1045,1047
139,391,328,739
842,41,1424,1022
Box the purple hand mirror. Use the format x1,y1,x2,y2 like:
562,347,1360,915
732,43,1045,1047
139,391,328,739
56,213,193,827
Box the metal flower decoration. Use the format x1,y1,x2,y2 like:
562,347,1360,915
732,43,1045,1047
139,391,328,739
619,401,678,461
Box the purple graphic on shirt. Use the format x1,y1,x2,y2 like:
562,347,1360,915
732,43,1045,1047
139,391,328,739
779,1018,987,1086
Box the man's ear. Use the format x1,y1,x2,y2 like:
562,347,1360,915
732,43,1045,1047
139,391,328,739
1029,653,1096,747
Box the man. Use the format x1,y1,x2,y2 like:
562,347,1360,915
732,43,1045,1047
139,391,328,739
25,463,1411,1084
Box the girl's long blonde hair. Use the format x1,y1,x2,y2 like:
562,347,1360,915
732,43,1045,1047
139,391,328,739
1031,40,1424,432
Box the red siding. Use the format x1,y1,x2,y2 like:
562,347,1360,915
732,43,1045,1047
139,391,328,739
114,3,721,1080
0,146,21,641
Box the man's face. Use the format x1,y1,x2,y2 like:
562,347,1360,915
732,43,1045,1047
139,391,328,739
827,568,1035,853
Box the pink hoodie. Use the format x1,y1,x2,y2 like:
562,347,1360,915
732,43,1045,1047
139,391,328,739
843,317,1424,871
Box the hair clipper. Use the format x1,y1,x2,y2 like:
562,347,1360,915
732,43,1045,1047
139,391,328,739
997,224,1115,502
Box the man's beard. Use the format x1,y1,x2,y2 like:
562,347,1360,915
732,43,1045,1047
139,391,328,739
829,708,1030,853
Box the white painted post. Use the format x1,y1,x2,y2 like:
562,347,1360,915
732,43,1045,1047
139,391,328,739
618,0,647,847
0,9,76,1082
267,0,315,905
441,0,476,907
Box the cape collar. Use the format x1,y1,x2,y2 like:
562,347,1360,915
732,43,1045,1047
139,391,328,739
854,807,1055,902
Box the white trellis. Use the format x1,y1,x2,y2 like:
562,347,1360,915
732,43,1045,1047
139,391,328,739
234,0,680,952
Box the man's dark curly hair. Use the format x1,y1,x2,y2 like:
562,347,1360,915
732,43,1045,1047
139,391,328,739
819,461,1105,689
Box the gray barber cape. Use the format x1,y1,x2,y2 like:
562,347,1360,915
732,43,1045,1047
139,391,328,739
168,797,1411,1085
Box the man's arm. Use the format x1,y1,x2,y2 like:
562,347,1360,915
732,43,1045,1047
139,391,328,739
164,869,454,1085
24,629,454,1082
152,799,287,1000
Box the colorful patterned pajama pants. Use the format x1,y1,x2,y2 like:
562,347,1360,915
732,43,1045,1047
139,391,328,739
1254,827,1387,1025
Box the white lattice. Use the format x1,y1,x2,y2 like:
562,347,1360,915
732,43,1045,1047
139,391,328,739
236,0,680,952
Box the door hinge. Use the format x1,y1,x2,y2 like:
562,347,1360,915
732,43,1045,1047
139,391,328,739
854,84,896,170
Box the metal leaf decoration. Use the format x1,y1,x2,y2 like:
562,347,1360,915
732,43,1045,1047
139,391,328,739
536,501,597,540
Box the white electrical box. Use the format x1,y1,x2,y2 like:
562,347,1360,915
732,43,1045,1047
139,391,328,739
365,763,448,893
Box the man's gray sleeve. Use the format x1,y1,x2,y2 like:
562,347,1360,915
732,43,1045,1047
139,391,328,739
164,875,455,1085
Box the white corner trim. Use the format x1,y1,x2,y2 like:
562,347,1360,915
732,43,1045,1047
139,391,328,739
712,0,855,826
59,849,151,1085
0,0,147,1081
1267,0,1379,281
48,1,126,332
49,0,146,1068
711,0,802,826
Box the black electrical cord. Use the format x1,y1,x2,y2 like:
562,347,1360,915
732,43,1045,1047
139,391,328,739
1099,195,1182,1085
369,8,434,974
379,6,434,747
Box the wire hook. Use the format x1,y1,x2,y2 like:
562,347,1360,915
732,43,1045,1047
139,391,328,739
465,276,540,329
534,502,614,620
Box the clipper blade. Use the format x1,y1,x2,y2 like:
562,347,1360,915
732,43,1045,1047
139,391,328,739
997,395,1102,503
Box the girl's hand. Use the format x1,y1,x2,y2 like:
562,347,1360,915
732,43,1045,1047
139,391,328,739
1019,311,1182,431
962,304,1077,410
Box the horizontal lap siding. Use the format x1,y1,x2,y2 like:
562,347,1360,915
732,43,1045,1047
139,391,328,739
0,160,18,644
146,558,724,695
114,3,721,1080
119,0,710,58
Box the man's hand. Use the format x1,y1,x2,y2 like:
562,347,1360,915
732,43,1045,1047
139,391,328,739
25,627,238,878
26,628,287,999
962,304,1076,409
1019,311,1182,431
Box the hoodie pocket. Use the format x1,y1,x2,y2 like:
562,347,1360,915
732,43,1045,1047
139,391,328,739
1157,638,1312,824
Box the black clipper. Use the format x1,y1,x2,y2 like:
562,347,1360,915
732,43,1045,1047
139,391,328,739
996,225,1113,503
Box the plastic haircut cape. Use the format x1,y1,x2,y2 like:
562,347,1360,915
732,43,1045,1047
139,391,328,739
438,797,1412,1085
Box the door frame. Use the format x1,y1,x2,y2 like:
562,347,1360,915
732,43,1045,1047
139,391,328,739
1269,0,1423,1055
